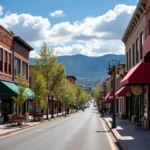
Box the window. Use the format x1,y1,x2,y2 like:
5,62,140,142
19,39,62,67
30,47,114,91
140,32,144,59
4,51,7,74
136,38,139,63
14,57,20,77
132,43,135,66
127,52,128,71
8,53,11,75
0,99,2,117
129,49,131,69
22,61,28,80
0,48,2,72
149,20,150,36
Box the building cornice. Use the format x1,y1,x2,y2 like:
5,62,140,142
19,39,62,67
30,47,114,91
122,0,146,44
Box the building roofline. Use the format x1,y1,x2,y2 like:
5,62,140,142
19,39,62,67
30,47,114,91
0,25,14,36
14,36,33,51
122,0,145,42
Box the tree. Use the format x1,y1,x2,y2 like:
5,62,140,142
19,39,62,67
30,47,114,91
35,43,66,119
94,85,103,105
31,71,47,111
12,75,28,114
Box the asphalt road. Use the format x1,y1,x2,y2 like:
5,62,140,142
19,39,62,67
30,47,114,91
0,105,119,150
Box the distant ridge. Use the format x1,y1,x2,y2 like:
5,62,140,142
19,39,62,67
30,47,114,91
30,54,125,86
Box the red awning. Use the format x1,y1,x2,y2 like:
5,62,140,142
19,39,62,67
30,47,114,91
115,86,132,97
120,61,150,86
104,91,114,103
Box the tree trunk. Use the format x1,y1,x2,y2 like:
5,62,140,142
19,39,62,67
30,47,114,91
19,105,22,115
46,96,50,120
57,101,58,117
34,103,36,121
62,103,63,116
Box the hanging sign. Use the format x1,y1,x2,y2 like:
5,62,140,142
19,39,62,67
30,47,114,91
131,85,143,95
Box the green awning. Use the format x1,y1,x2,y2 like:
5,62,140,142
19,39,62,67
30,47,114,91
0,81,34,100
25,88,35,100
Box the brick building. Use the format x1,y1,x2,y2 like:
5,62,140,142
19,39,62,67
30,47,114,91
0,25,33,123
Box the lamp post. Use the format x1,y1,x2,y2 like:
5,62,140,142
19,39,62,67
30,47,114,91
108,60,120,129
51,93,54,118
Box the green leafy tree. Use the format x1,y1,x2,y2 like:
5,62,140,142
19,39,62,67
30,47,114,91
12,75,28,114
35,43,66,119
31,71,47,110
94,85,103,105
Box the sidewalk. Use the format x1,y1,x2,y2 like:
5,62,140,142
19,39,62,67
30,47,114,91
0,111,76,137
103,114,150,150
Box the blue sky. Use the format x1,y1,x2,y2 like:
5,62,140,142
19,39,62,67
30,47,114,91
0,0,138,57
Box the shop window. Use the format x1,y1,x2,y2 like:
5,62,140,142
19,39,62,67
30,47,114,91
0,99,2,117
4,51,7,74
0,48,2,72
14,57,20,77
8,53,11,75
22,61,28,80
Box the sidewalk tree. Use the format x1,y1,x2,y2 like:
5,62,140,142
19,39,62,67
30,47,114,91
31,70,47,112
12,74,28,114
94,85,103,105
35,43,66,119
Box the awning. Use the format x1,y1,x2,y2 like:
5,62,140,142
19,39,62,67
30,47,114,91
104,91,114,103
0,80,34,100
115,86,132,97
120,61,150,86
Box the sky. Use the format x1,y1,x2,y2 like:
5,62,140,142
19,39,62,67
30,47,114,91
0,0,138,58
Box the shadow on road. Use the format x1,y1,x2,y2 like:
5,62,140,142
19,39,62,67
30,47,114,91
96,130,111,133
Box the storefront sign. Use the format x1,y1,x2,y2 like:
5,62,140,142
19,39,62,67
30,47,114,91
132,85,143,95
126,92,131,97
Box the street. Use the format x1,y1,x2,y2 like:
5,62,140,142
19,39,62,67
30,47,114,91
0,106,120,150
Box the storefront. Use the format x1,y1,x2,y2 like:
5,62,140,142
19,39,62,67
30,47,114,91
115,86,133,120
120,61,150,128
0,80,34,122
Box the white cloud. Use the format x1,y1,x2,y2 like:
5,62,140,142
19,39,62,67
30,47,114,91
0,5,4,16
0,4,136,57
29,50,40,58
50,10,65,17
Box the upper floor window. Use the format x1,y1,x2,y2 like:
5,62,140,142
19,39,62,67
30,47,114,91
0,48,2,72
136,38,139,63
127,52,128,71
132,43,135,66
22,61,28,80
129,49,131,69
8,53,11,75
4,51,7,74
140,32,144,59
149,20,150,36
14,57,20,77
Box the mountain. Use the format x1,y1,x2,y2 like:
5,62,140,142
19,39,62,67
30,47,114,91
29,54,125,86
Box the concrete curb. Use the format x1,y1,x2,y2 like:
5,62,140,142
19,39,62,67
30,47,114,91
0,112,78,138
102,117,128,150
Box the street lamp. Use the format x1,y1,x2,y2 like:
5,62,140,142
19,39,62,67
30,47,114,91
51,92,54,118
108,60,120,129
